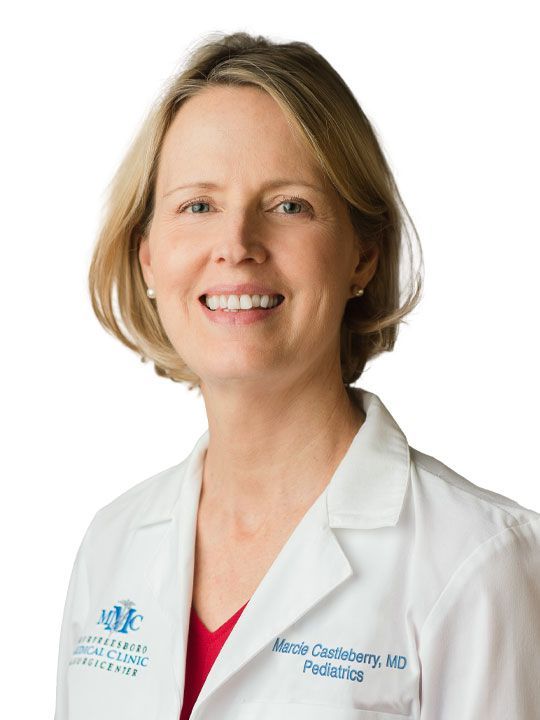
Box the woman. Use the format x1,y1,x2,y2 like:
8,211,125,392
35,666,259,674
54,31,540,720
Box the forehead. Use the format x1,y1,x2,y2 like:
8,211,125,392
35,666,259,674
157,85,329,192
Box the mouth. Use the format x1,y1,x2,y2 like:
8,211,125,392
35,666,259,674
199,294,285,311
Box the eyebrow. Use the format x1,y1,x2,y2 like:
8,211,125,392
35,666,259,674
163,179,326,198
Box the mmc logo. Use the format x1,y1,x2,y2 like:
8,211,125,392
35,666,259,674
97,598,144,634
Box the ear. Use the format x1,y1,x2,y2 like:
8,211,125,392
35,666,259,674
351,241,380,290
138,234,155,289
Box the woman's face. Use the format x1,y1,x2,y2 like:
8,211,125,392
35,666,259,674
139,85,377,390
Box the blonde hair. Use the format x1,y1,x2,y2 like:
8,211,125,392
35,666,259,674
88,31,423,392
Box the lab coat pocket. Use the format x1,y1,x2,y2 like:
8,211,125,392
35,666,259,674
238,701,411,719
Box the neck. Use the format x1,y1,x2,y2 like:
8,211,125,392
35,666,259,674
198,366,365,527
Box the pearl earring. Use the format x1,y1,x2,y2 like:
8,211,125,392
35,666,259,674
146,287,156,299
351,284,364,297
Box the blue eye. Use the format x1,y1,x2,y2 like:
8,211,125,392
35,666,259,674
279,199,304,214
275,195,312,216
178,198,211,214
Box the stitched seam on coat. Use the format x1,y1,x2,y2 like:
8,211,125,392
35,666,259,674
413,455,523,522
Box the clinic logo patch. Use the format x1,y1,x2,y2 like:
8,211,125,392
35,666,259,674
70,598,150,678
97,598,144,634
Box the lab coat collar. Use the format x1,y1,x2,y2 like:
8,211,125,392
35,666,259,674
327,386,411,530
131,386,411,533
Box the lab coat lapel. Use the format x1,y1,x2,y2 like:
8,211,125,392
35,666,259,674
137,428,355,717
191,487,353,717
138,432,207,705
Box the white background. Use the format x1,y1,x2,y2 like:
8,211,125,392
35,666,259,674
1,1,538,715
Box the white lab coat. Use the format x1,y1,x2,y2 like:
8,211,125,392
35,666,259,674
54,387,540,719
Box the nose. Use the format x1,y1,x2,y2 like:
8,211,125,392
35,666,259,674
209,209,268,265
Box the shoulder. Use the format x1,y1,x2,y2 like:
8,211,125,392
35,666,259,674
411,452,540,716
409,444,539,526
406,445,540,618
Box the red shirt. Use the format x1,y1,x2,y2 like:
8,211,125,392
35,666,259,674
179,601,249,720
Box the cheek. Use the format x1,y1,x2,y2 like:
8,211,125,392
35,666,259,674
149,254,201,335
150,236,201,295
304,269,350,339
301,249,348,304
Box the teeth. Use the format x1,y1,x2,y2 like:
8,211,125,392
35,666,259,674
204,293,282,312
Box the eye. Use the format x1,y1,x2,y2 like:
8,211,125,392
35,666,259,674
274,196,312,216
177,197,212,214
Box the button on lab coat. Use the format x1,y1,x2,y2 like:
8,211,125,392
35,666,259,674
54,387,540,719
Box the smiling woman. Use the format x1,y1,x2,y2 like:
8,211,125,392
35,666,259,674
134,80,392,366
55,30,540,720
87,32,423,388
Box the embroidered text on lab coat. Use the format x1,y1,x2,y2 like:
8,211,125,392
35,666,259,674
272,636,408,684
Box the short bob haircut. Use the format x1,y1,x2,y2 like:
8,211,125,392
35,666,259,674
88,31,423,392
